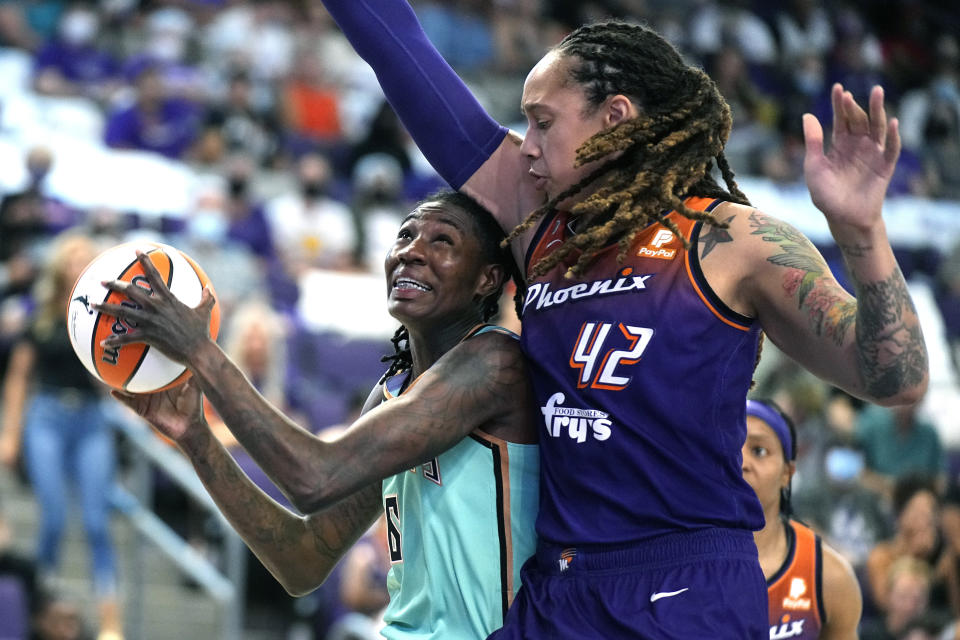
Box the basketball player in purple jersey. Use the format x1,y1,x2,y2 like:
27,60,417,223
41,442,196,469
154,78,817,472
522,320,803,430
319,3,927,637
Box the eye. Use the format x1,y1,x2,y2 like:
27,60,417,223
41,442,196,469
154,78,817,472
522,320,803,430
752,446,769,458
536,120,550,130
434,234,454,245
397,227,413,240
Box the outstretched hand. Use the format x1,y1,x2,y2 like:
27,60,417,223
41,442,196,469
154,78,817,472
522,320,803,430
112,378,205,446
802,83,901,233
94,250,216,366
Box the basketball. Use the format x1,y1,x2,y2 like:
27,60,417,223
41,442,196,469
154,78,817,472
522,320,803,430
66,241,221,393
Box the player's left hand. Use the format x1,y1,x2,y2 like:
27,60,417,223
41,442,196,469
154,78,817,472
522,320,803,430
802,83,900,235
112,378,207,448
94,250,216,366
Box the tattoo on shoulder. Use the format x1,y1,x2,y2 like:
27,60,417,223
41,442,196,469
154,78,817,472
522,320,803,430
855,269,928,399
699,215,735,259
749,210,856,345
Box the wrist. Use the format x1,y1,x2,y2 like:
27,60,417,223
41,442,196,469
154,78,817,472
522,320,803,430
177,419,213,456
828,219,889,259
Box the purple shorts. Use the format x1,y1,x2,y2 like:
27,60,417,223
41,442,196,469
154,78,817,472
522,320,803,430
489,528,767,639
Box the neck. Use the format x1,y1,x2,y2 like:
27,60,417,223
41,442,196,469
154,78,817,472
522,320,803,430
406,314,484,378
754,510,789,580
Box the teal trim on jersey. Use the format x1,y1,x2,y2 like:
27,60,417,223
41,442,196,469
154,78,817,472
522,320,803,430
380,433,538,639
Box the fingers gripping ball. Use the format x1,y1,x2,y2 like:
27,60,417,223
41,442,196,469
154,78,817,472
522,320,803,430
67,242,220,393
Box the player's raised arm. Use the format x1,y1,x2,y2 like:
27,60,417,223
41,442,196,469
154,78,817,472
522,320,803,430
713,84,927,405
112,379,382,597
320,1,503,187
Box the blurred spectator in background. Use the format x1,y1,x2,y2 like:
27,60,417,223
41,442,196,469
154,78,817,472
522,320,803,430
30,589,92,640
349,153,407,272
416,0,496,74
771,0,834,66
491,0,562,76
0,497,41,629
824,7,886,110
688,0,777,68
856,402,946,497
934,484,960,619
176,177,266,320
861,556,936,640
221,155,277,264
865,476,941,617
32,3,120,103
104,63,200,160
281,44,343,149
326,515,391,640
266,151,357,276
121,6,205,102
194,69,284,169
707,44,779,176
937,238,960,373
0,0,63,51
0,232,123,640
0,147,78,301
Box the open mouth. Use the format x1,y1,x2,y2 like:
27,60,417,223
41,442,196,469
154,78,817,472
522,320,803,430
393,277,433,292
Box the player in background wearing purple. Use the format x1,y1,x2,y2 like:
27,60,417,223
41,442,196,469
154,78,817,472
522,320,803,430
317,2,927,637
743,399,862,639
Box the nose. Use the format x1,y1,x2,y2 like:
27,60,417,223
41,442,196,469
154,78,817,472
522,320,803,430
395,235,426,264
519,130,540,159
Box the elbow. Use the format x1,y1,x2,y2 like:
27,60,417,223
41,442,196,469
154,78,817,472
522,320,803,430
289,485,335,516
867,374,929,408
280,576,322,598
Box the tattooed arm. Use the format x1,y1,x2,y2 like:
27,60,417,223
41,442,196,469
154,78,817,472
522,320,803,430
702,84,927,404
112,379,381,596
96,254,535,513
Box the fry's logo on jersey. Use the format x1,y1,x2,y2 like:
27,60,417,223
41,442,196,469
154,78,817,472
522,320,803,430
637,229,677,260
523,269,653,314
782,578,811,610
541,392,612,442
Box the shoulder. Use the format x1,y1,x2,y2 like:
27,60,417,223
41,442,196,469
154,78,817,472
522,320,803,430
820,540,863,630
449,328,527,375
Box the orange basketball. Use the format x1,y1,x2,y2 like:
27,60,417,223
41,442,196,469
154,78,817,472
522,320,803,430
67,242,220,393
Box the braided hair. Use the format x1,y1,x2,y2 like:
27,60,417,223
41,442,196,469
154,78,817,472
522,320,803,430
504,20,751,279
381,190,525,381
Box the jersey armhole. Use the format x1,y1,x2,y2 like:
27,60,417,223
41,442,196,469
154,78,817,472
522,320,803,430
814,535,827,626
687,219,755,330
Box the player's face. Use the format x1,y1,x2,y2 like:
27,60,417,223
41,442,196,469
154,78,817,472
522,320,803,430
741,416,793,516
520,51,612,205
385,202,499,328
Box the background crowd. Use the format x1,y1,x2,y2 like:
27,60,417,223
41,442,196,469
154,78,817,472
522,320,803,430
0,0,959,638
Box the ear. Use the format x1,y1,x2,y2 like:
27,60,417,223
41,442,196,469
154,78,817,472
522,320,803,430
781,460,796,489
474,263,506,301
605,94,639,127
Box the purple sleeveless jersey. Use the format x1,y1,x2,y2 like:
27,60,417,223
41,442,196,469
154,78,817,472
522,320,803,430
521,197,765,546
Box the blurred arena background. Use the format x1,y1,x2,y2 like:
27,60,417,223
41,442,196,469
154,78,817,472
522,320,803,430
0,0,959,638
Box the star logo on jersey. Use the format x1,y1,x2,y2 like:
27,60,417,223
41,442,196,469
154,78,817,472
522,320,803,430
783,578,811,610
637,229,676,260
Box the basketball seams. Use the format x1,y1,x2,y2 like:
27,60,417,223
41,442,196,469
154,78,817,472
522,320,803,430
67,242,218,394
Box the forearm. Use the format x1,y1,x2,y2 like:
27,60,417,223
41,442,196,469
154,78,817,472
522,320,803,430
833,221,928,404
179,424,381,596
188,339,338,511
320,0,505,188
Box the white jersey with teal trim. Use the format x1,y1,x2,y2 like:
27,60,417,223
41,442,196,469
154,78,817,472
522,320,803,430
379,328,539,639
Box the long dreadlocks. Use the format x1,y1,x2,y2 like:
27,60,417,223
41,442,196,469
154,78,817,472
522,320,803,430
504,20,752,280
380,190,525,382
